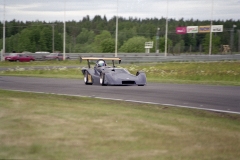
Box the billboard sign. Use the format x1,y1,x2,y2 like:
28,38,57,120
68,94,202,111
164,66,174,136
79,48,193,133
199,26,211,33
187,26,198,33
176,27,187,34
212,25,223,32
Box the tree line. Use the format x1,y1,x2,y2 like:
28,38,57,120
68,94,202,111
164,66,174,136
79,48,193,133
0,16,239,54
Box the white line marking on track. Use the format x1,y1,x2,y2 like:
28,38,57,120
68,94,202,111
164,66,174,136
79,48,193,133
2,89,240,115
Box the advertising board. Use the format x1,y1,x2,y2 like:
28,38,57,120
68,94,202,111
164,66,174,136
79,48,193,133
176,27,187,34
212,25,223,32
199,26,211,33
187,26,198,33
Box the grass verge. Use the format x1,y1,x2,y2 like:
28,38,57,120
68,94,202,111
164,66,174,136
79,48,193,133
0,61,240,85
0,89,240,160
0,59,84,67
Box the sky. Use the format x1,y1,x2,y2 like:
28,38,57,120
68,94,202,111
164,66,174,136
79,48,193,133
0,0,240,22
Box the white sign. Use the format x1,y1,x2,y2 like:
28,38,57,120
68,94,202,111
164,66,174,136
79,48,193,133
187,26,198,33
212,25,223,32
145,41,153,49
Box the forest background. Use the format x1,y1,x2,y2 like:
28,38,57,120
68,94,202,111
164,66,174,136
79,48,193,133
0,15,239,54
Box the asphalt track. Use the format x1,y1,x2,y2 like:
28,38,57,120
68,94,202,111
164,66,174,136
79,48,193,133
0,76,239,114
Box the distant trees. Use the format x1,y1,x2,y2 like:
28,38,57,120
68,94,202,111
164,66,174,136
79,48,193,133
203,34,221,54
93,30,113,52
101,39,115,53
74,28,95,52
119,36,149,53
0,23,62,53
0,17,239,54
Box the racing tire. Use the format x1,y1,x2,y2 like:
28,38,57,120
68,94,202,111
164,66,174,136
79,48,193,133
84,71,92,85
100,73,106,86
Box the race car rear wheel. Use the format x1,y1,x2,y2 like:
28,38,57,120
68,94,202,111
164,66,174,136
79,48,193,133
100,73,106,86
84,71,92,85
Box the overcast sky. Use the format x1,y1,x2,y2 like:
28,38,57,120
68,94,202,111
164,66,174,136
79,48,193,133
0,0,240,22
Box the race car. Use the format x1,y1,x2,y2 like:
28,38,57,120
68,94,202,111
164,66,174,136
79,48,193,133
80,57,146,86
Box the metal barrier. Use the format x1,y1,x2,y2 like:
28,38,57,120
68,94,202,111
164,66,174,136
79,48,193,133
1,53,240,63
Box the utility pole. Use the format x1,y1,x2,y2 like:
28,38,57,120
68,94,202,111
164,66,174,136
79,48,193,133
238,30,240,53
115,0,119,57
52,24,55,53
164,0,169,57
209,0,214,55
2,0,6,61
156,28,160,53
63,0,66,60
230,25,237,53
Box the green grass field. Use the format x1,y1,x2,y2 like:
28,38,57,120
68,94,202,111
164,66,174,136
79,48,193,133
1,90,240,160
0,60,240,85
0,59,83,67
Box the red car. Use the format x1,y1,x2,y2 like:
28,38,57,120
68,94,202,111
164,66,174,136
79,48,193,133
43,53,70,61
5,53,35,62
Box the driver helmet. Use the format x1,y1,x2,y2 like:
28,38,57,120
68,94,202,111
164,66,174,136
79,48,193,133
97,60,105,67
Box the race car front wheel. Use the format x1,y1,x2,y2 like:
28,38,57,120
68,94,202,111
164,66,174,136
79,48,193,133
100,73,106,86
84,71,92,85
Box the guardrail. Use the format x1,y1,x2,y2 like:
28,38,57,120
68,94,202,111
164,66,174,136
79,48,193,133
1,53,240,63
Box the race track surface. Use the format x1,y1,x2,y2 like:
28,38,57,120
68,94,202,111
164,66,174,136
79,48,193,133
0,76,239,114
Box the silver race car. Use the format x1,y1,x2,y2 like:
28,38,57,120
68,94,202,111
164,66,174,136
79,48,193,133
80,57,146,86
